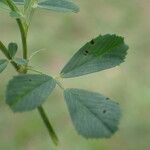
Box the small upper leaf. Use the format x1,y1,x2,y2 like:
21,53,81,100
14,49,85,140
13,0,79,13
0,59,9,73
9,11,25,19
13,58,28,65
6,74,56,112
60,34,129,78
13,0,24,5
64,88,121,138
8,42,18,57
38,0,79,13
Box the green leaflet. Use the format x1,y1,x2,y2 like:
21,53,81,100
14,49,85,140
38,0,79,13
60,34,129,78
9,11,25,19
6,74,56,112
13,0,24,5
8,42,18,57
64,88,121,138
0,59,9,73
13,0,79,13
13,58,28,65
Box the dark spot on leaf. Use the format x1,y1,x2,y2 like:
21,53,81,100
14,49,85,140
90,39,95,45
85,50,89,53
29,79,32,82
103,110,107,114
106,97,109,100
83,50,89,55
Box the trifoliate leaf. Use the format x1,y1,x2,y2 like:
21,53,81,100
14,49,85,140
60,34,129,78
0,59,9,73
64,88,121,138
8,42,18,57
6,74,56,112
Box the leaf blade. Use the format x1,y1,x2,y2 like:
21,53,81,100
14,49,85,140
13,0,24,5
64,88,121,138
13,57,28,65
9,10,25,19
0,59,9,73
60,34,129,78
8,42,18,57
6,74,56,112
12,0,79,13
38,0,79,13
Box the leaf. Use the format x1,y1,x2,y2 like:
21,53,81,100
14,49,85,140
13,0,24,5
9,10,25,19
60,34,129,78
6,74,56,112
0,59,9,73
38,0,79,13
13,58,28,65
12,0,79,13
64,88,121,138
8,42,18,57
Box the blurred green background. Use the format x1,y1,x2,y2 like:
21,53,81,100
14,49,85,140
0,0,150,150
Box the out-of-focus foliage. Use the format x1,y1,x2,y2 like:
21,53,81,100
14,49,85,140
0,0,149,150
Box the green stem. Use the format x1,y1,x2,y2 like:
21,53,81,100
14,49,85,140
5,0,59,145
17,19,28,59
38,106,59,145
27,66,44,74
0,41,19,71
6,0,28,59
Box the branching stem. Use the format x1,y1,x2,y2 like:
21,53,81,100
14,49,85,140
5,0,59,145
